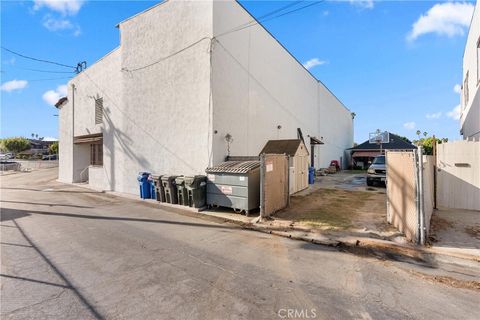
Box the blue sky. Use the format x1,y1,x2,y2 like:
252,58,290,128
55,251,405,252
1,0,476,143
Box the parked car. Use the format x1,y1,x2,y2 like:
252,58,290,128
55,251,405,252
367,155,386,186
0,153,14,160
42,154,58,160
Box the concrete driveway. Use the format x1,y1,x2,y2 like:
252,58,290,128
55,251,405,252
1,168,479,319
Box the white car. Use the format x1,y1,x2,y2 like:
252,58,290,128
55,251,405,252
0,153,14,160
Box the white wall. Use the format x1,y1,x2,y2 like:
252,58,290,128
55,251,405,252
60,0,354,195
118,0,213,194
62,48,122,187
461,0,480,140
211,1,353,168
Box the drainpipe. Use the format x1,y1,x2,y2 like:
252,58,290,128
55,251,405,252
418,146,425,245
71,84,75,182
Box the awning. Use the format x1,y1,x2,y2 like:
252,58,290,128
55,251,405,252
74,133,103,144
352,151,380,158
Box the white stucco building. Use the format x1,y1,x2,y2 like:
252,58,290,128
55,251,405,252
460,0,480,141
57,0,354,194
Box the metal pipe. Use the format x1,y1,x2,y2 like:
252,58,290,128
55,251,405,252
418,146,425,245
413,149,421,244
71,83,75,182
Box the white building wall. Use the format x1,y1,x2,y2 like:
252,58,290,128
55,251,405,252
116,0,213,194
62,48,122,187
60,0,353,194
461,0,480,140
211,1,353,168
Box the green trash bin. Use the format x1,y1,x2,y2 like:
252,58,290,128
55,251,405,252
151,175,165,202
185,175,207,208
175,176,188,206
161,175,178,204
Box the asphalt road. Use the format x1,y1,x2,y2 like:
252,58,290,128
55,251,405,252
1,168,479,320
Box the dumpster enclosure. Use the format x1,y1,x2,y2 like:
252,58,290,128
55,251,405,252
260,154,289,218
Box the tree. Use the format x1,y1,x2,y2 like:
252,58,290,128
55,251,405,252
31,133,34,138
1,137,31,154
49,141,58,155
35,134,38,139
423,131,428,137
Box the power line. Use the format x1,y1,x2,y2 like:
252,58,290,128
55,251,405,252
12,66,76,74
215,0,325,38
122,37,211,72
1,47,76,69
27,76,73,82
215,1,306,38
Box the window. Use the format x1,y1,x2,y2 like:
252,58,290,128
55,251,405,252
90,143,103,166
464,72,469,107
95,98,103,124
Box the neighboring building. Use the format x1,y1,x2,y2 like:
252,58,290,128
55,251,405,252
349,132,416,169
460,0,480,141
57,0,354,194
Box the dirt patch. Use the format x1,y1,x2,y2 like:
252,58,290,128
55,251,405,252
274,188,388,231
430,216,455,232
465,225,480,240
407,270,480,292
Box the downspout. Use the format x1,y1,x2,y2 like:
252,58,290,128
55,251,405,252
418,146,425,245
413,149,421,244
71,83,75,182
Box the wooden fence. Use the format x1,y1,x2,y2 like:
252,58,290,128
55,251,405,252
386,150,434,244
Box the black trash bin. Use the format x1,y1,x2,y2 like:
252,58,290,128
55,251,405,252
184,175,207,208
151,175,166,202
175,176,188,206
161,175,178,204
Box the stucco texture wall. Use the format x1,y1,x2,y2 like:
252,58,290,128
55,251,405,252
461,0,480,140
211,1,353,168
115,0,213,194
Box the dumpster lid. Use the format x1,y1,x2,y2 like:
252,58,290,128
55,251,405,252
206,161,260,174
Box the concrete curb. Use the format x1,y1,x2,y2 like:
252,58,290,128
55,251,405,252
90,188,480,270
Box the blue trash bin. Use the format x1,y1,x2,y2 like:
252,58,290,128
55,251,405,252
137,172,151,199
308,167,315,185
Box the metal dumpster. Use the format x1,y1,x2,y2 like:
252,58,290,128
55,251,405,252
175,176,188,206
161,175,178,204
185,175,207,208
205,161,260,215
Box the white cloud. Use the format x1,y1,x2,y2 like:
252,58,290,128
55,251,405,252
33,0,84,16
426,112,442,119
447,105,461,120
303,58,326,70
403,121,416,130
1,80,28,92
453,84,461,94
350,0,374,9
407,2,474,41
42,84,67,106
43,16,73,31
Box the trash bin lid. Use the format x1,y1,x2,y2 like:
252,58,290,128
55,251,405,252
175,176,185,185
184,175,207,187
205,161,260,174
161,175,178,182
